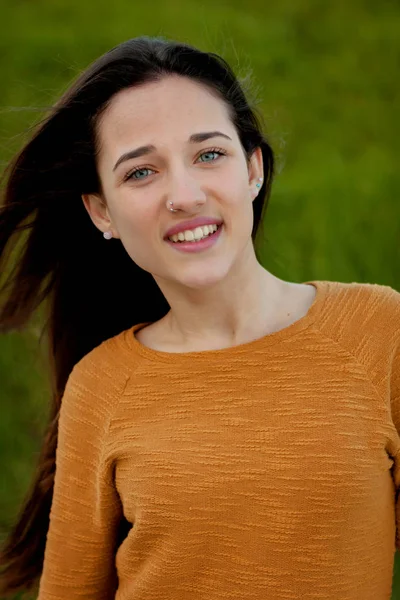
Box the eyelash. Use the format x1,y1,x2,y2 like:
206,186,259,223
123,147,227,182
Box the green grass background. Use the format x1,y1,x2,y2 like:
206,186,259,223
0,0,399,598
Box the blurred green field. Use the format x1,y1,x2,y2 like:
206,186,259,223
0,0,399,598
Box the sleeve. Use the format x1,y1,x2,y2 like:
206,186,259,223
389,289,400,551
37,362,124,600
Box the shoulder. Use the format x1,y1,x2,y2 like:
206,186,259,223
312,281,400,405
61,327,135,422
311,281,400,369
324,280,400,332
73,327,132,376
326,279,399,301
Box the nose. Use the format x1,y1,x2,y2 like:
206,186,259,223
165,167,207,213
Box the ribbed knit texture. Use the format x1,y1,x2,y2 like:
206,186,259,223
37,279,400,600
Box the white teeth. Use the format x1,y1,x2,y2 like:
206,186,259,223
168,223,219,243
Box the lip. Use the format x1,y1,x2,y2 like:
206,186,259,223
164,216,223,239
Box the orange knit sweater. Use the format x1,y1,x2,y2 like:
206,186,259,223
37,279,400,600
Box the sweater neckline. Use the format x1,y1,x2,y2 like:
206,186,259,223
123,280,330,363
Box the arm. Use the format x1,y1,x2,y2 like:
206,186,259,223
37,362,124,599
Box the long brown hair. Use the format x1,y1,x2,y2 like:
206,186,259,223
0,35,275,598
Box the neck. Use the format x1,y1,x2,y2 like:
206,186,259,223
153,246,289,350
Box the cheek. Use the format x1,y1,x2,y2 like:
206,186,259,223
112,203,162,266
227,182,255,233
223,166,250,199
117,211,153,244
107,190,154,234
223,180,253,216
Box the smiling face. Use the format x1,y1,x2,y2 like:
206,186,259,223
82,75,263,291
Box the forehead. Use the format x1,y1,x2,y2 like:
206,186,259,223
96,75,234,151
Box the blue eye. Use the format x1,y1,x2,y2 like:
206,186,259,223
198,150,223,162
130,168,153,180
124,148,226,182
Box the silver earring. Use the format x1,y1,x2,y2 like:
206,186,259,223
103,231,113,240
168,201,178,213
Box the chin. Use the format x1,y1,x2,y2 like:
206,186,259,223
175,264,233,291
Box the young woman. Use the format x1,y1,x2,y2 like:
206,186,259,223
0,36,399,600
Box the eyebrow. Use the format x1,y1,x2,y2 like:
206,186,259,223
112,131,232,172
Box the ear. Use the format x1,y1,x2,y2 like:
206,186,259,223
81,193,119,239
247,146,264,201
